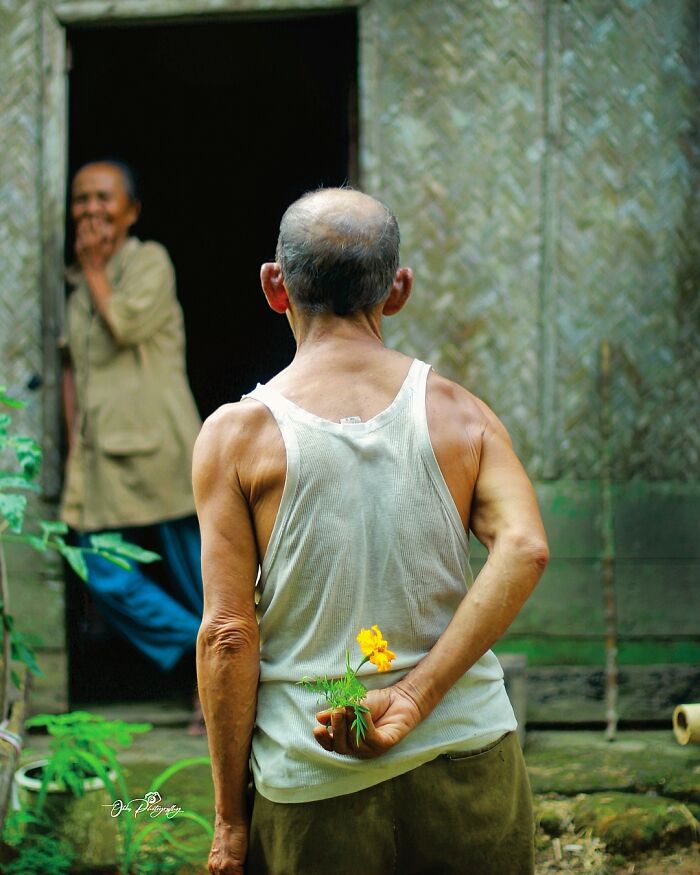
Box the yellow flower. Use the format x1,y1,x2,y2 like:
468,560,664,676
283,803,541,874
371,650,396,672
356,625,396,673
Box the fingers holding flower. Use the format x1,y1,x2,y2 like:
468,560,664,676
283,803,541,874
301,625,397,748
312,687,421,759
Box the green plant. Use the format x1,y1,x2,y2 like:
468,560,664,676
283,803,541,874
16,712,212,873
24,711,152,806
0,385,160,703
0,390,213,870
0,809,73,874
121,757,213,874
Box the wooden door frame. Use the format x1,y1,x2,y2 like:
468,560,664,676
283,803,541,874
40,0,366,495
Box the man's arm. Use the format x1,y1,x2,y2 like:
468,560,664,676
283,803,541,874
314,406,549,757
193,407,260,875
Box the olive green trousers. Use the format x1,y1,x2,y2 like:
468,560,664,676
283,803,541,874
247,731,534,875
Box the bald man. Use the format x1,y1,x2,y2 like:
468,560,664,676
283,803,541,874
194,188,549,875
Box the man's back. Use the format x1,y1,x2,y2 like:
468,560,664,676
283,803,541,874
225,345,517,802
217,341,498,563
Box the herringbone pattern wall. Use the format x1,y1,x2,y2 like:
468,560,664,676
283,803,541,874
1,0,698,712
0,0,43,438
362,0,545,469
363,0,700,481
556,1,700,480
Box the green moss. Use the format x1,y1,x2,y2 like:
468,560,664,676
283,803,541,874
534,797,574,837
573,792,700,855
525,731,700,803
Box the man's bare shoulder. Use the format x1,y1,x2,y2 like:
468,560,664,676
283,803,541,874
427,368,506,438
194,399,278,476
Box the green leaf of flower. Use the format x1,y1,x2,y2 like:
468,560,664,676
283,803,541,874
25,535,48,552
96,550,132,570
0,413,11,440
11,631,43,677
0,473,40,492
351,707,369,744
40,520,69,541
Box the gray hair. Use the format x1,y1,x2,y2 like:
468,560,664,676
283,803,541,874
75,159,140,204
275,189,400,316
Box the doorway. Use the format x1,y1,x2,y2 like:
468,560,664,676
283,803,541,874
65,12,358,704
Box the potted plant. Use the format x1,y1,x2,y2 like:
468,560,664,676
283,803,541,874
13,711,151,870
0,382,160,861
12,714,212,873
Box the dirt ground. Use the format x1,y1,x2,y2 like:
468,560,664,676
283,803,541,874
536,832,699,874
18,715,700,873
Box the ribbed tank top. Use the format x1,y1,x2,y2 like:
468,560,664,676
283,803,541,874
244,358,516,803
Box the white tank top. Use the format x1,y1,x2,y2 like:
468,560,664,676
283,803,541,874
244,358,516,803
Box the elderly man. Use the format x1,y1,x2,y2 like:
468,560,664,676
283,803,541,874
194,188,549,875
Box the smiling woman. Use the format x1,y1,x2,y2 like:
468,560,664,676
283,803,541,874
60,160,206,731
67,163,142,340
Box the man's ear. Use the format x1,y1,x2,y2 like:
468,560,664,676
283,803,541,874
261,262,290,314
382,267,413,316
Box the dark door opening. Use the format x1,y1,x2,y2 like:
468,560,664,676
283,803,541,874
66,13,358,705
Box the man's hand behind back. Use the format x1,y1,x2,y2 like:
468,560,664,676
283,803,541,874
313,684,423,758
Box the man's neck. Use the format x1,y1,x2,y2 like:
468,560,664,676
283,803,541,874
292,309,384,355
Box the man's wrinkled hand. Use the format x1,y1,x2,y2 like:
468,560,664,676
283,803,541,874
312,684,423,758
208,816,248,875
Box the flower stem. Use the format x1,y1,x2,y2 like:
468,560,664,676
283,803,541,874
354,654,371,674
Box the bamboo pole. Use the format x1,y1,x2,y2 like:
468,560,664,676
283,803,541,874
600,340,618,741
0,531,12,725
673,704,700,745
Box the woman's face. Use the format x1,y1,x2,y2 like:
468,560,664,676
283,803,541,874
71,163,139,250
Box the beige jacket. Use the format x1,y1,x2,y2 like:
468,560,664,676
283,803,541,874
61,237,202,532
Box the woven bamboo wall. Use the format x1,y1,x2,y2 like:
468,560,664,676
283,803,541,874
362,0,545,469
0,0,43,437
362,0,700,483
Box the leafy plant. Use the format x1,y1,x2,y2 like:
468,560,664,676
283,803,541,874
0,389,213,870
14,712,212,873
0,808,73,874
24,711,151,806
121,757,213,874
0,386,159,702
